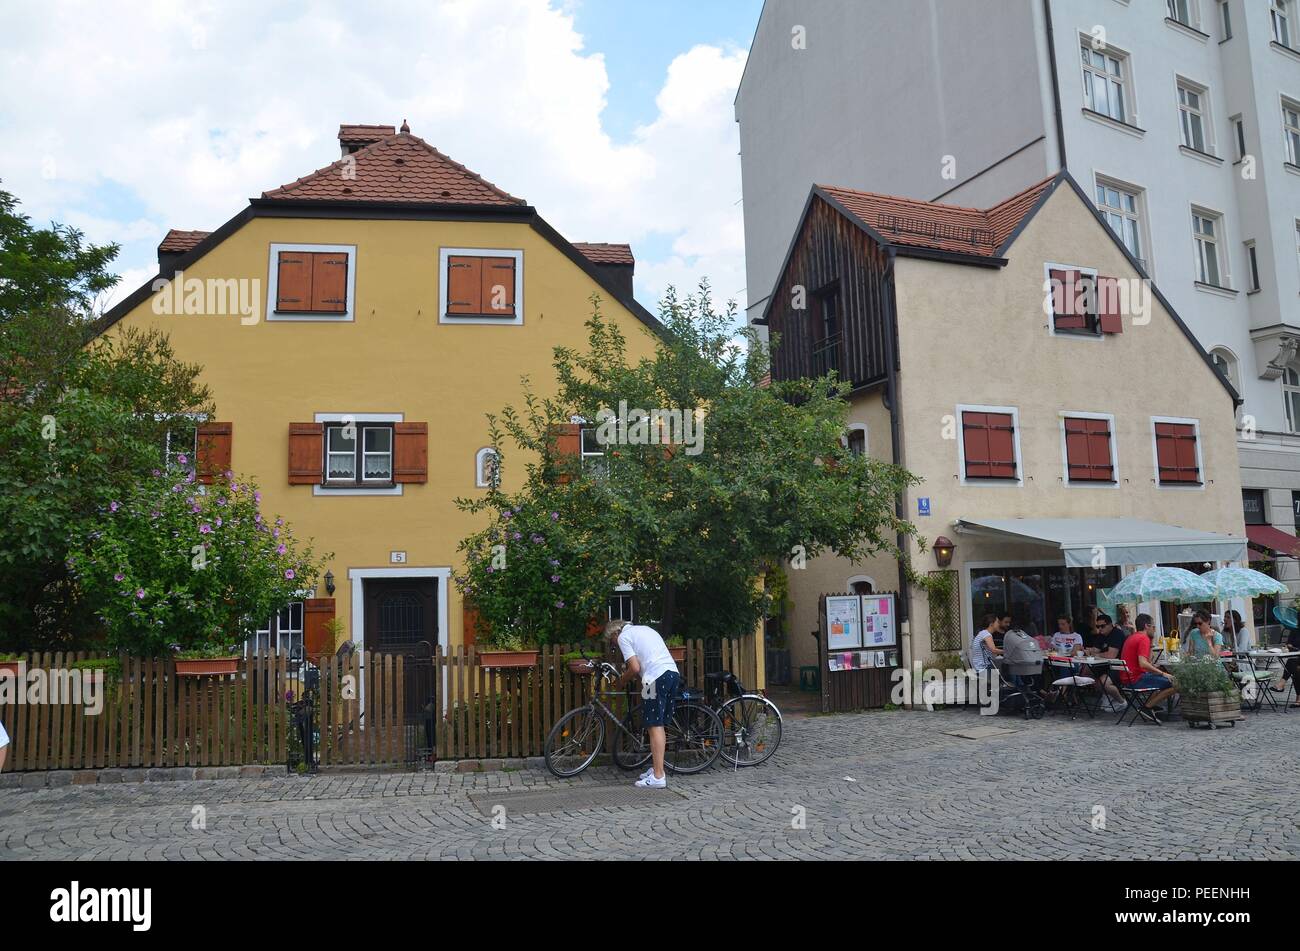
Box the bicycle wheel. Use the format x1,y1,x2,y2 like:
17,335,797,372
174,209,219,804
718,695,783,767
612,706,653,770
663,701,722,774
544,707,605,778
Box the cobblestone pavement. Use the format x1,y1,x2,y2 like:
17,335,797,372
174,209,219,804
2,708,1296,860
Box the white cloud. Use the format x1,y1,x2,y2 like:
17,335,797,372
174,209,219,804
0,0,748,314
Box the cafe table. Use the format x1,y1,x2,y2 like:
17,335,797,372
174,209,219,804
1245,650,1300,711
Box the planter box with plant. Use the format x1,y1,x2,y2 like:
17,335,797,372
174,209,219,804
1177,657,1244,729
0,653,22,679
666,637,686,663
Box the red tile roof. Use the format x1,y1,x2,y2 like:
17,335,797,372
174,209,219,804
338,124,396,148
818,174,1056,257
262,130,526,206
572,243,634,265
158,229,212,253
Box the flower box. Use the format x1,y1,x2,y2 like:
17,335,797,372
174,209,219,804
477,650,539,669
566,659,596,675
668,646,687,663
174,657,240,677
0,659,23,679
1181,691,1244,729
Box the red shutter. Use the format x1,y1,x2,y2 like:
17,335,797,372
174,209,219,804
195,422,232,485
447,256,483,314
1097,275,1123,334
962,412,1017,479
549,423,582,484
1064,417,1113,482
310,252,348,312
481,258,516,316
1155,422,1200,484
277,252,312,312
1050,268,1087,330
392,422,428,484
303,598,336,661
288,423,324,484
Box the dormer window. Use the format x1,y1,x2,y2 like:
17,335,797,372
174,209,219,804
439,248,524,325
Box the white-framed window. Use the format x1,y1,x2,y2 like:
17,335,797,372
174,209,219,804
1274,0,1293,47
252,602,304,655
1166,0,1197,28
1080,42,1130,123
266,243,357,322
1192,208,1227,287
1231,114,1247,161
475,447,499,488
579,423,608,477
1284,366,1300,433
1283,98,1300,165
158,413,204,468
1177,79,1212,153
845,423,868,457
1245,241,1261,291
956,404,1024,487
1059,411,1119,488
1151,415,1205,488
1094,179,1145,264
846,575,876,595
324,423,392,484
1210,347,1239,390
438,248,524,325
1219,0,1232,39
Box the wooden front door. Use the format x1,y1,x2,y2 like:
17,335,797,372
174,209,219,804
363,578,438,653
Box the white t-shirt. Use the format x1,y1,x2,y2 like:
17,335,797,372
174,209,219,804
0,719,8,749
970,630,997,671
1051,631,1083,655
616,624,678,685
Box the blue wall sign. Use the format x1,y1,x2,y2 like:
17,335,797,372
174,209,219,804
917,497,931,516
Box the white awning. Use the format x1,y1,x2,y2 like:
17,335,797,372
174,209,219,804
952,517,1247,568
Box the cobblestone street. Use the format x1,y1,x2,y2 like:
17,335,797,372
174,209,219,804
2,708,1296,860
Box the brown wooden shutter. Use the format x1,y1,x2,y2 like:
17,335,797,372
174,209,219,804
463,599,482,648
1155,422,1199,484
195,421,233,484
548,423,582,484
310,252,348,312
303,598,336,661
288,422,324,484
1065,417,1114,482
1049,268,1087,330
447,256,483,314
481,258,516,316
277,252,312,312
1096,275,1123,334
962,411,1017,479
392,422,428,483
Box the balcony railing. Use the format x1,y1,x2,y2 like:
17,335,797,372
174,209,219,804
810,334,842,379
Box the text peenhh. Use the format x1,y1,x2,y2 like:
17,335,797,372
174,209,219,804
50,882,151,932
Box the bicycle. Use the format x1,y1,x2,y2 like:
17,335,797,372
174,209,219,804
704,670,783,767
543,658,723,778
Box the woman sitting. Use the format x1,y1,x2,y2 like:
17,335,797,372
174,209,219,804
1184,609,1225,658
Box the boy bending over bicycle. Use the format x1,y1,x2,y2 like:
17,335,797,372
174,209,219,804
605,618,680,788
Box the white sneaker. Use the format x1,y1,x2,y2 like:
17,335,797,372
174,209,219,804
638,766,655,781
634,773,667,788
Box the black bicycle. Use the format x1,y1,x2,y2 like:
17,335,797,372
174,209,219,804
543,659,722,778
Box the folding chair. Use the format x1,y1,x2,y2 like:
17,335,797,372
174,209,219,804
1233,653,1278,713
1046,658,1097,719
1111,674,1163,726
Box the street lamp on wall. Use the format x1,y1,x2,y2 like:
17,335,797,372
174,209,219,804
933,536,955,568
324,570,335,596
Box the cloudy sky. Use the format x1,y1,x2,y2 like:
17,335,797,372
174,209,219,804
0,0,762,315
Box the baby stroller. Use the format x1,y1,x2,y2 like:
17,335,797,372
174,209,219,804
998,629,1046,719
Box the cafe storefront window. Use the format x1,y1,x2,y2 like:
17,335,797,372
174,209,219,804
969,565,1120,642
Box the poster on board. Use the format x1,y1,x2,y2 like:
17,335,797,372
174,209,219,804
860,593,897,648
826,595,863,651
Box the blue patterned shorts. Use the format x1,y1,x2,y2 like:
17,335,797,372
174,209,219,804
641,670,681,727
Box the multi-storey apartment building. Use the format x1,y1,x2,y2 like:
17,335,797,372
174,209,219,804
736,0,1300,630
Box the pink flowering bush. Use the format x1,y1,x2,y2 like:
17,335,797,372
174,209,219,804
67,458,324,657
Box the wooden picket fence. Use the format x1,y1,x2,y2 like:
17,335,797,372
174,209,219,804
0,634,757,772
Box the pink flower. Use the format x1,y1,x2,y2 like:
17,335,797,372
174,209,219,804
199,524,212,534
176,454,188,465
284,569,295,580
276,544,286,555
551,575,560,583
551,512,559,521
135,589,146,599
254,491,262,503
109,501,119,513
215,517,222,528
114,572,124,582
555,600,565,609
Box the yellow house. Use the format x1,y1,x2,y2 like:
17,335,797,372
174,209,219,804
98,122,664,657
761,171,1250,678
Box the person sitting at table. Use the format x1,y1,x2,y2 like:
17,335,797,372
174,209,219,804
1118,613,1178,724
1087,613,1130,710
1185,609,1225,657
1222,609,1251,653
1116,604,1136,636
1049,614,1084,656
1270,623,1300,706
970,613,1008,673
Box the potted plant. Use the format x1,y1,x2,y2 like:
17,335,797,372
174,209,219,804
665,635,687,664
0,653,23,678
1177,656,1244,729
174,643,242,677
476,631,539,668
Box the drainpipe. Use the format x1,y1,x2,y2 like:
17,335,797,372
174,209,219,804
1043,0,1068,170
882,247,912,639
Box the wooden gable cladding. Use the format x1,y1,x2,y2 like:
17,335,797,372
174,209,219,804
276,251,348,313
392,422,428,483
195,422,232,484
288,423,324,484
766,196,892,389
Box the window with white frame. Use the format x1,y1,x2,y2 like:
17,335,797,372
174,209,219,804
1274,0,1294,47
1095,179,1145,263
1080,42,1129,123
1178,80,1211,153
579,423,608,478
1285,366,1300,433
1192,209,1226,286
846,426,867,457
160,415,200,468
475,447,499,488
1219,0,1232,38
1231,115,1247,161
1210,348,1239,390
251,602,304,655
325,423,392,484
1245,241,1261,291
1284,99,1300,165
1167,0,1196,28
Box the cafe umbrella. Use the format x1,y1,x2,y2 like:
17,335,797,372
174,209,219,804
1199,566,1288,599
1109,565,1218,603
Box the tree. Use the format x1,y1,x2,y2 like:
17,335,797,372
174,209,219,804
457,283,920,643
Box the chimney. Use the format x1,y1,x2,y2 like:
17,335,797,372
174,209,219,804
573,244,635,299
338,123,396,157
157,230,211,275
